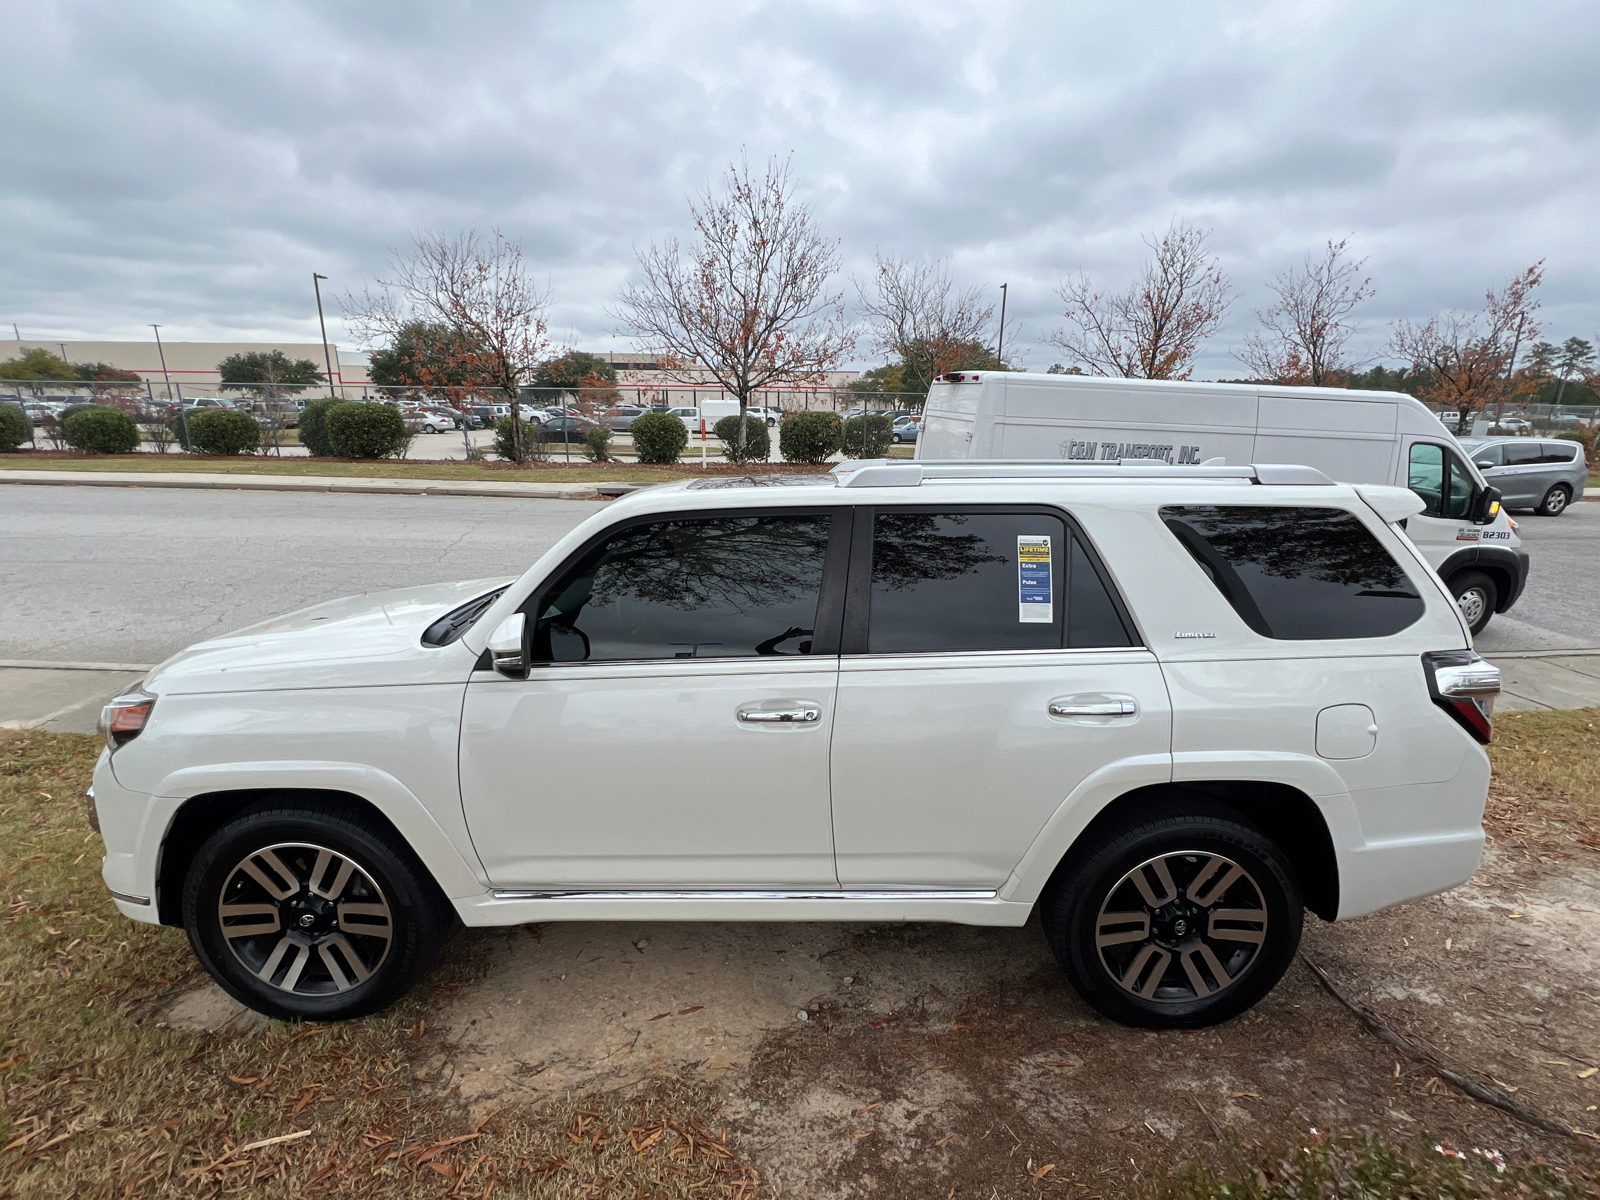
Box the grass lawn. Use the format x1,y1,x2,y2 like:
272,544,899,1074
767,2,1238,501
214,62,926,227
0,454,832,484
3,713,1595,1197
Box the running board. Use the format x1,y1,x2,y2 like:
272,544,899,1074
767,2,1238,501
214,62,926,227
456,887,1031,928
490,888,998,901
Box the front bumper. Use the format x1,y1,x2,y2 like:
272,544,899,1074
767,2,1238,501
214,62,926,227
1504,547,1531,609
91,750,162,925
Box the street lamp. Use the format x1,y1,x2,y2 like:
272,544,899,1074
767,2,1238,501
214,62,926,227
312,273,335,396
996,283,1008,369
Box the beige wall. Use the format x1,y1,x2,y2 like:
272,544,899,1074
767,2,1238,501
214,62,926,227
10,341,370,385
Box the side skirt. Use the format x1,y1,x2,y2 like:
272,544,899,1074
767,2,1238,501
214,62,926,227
452,889,1033,928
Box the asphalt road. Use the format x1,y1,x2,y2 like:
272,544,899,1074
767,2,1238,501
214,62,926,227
1,485,608,664
5,486,1596,664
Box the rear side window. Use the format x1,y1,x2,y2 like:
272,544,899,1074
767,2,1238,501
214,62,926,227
1540,442,1580,463
866,511,1135,653
1160,506,1424,640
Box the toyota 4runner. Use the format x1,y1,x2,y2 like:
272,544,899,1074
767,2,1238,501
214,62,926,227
92,461,1501,1028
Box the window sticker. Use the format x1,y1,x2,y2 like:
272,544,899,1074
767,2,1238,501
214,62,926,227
1017,535,1053,623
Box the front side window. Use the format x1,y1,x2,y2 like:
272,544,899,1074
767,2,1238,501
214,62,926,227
1160,505,1425,640
1469,444,1502,468
1407,443,1473,519
866,511,1135,653
532,514,832,661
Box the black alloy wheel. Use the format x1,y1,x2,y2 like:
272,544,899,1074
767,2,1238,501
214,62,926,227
1042,801,1302,1028
183,800,450,1020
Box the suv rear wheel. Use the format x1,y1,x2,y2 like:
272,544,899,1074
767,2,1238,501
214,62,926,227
1041,803,1302,1028
1448,570,1498,635
183,801,450,1021
1535,484,1571,516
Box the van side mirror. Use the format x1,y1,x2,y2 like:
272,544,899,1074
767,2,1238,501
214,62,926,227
487,613,527,678
1471,485,1502,525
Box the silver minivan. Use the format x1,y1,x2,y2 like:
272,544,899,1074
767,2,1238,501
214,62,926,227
1460,438,1589,516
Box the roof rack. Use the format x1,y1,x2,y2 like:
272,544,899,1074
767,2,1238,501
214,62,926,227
829,460,1335,488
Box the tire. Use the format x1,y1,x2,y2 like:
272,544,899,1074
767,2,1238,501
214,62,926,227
1448,570,1498,635
182,799,451,1021
891,433,905,444
1535,485,1571,516
423,424,439,434
1040,801,1302,1028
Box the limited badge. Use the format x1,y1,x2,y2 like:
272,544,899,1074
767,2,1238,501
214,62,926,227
1017,535,1053,623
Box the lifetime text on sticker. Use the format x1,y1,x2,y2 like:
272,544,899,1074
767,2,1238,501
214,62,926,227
1017,535,1053,623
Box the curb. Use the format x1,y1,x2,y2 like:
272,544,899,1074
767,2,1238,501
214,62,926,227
0,470,646,500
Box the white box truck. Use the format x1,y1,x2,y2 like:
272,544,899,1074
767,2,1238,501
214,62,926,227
916,371,1528,634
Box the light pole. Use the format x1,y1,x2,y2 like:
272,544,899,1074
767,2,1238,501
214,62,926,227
152,323,187,450
996,283,1008,369
312,273,335,396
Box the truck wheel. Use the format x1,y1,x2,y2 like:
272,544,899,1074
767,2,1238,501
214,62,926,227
183,801,450,1021
1535,485,1571,516
1041,802,1301,1028
1448,571,1498,635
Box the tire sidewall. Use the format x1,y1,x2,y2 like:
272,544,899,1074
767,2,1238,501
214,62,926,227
1047,817,1302,1028
184,808,442,1021
1539,486,1570,515
1450,571,1498,635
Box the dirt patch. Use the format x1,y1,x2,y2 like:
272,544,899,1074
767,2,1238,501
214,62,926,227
432,844,1600,1197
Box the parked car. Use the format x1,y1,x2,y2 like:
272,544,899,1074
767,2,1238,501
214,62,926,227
602,405,649,431
1490,416,1532,434
536,416,600,444
94,460,1500,1028
890,417,919,444
1460,437,1588,516
179,397,238,410
415,409,458,434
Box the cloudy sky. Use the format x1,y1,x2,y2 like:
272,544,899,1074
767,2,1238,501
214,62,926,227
5,0,1598,377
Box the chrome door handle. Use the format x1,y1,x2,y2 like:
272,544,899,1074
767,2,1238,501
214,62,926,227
1049,699,1137,718
738,705,821,724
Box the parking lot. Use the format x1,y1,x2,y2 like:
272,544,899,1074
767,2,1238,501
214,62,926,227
3,482,1599,1194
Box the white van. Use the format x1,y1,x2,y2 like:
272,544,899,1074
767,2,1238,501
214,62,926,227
917,372,1528,634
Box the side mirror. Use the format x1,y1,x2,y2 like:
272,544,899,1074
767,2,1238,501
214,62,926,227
487,613,527,678
1471,485,1502,526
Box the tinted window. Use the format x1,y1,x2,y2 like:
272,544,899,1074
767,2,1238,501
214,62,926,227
866,511,1134,653
1407,443,1473,518
1160,506,1425,640
1469,444,1502,468
532,514,832,661
1539,442,1580,464
1502,442,1542,466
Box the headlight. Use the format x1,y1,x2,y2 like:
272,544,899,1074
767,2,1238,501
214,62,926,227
99,690,156,752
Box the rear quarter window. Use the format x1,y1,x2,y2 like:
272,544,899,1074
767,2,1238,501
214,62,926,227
1159,506,1425,640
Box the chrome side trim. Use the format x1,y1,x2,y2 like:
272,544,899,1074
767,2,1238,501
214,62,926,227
489,888,1000,902
108,888,152,906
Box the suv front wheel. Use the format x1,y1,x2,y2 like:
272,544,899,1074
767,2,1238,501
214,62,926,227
1042,802,1302,1028
183,800,451,1021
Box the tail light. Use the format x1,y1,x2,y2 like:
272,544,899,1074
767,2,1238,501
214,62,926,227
99,690,155,751
1422,651,1499,744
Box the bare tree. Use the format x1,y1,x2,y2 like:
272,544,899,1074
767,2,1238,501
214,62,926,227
346,230,552,461
1235,239,1373,386
1048,220,1232,379
855,254,995,394
1388,263,1544,430
613,155,853,461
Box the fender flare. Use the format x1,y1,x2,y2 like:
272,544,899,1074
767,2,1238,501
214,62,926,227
999,751,1363,911
1435,545,1528,612
150,761,489,899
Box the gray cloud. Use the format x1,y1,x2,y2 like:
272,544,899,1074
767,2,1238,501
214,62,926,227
2,0,1598,378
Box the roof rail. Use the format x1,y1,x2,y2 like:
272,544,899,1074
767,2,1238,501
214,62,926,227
829,460,1335,488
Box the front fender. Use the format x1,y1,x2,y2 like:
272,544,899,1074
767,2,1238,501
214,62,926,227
150,761,489,899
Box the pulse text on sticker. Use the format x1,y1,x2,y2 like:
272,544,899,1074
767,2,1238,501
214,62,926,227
1017,535,1052,623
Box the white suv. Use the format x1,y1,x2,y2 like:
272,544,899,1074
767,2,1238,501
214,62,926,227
92,462,1500,1028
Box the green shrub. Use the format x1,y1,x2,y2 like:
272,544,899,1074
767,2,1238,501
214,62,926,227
631,412,688,464
326,402,410,459
841,414,894,459
580,425,614,462
778,410,843,464
713,414,770,464
62,405,139,454
0,402,27,451
298,397,346,457
186,408,260,456
493,416,544,461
